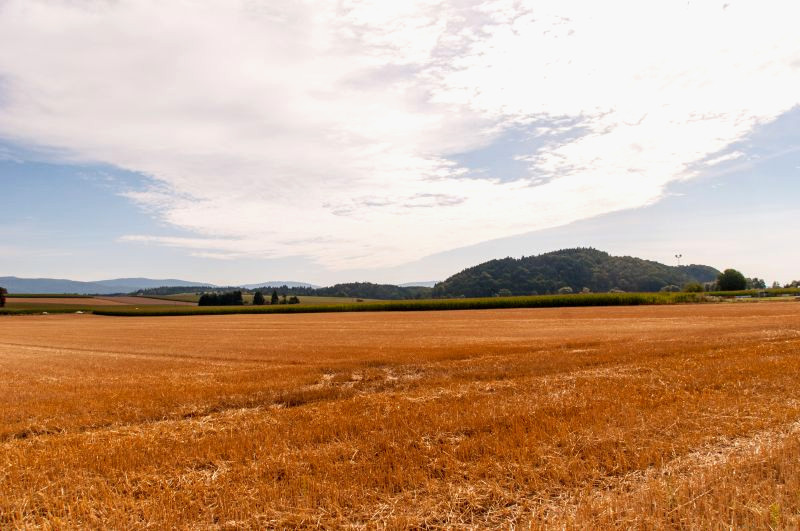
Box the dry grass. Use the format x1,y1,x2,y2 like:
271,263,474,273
97,296,197,306
3,296,196,315
5,297,129,306
1,303,799,528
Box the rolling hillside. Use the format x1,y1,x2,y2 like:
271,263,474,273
432,248,720,298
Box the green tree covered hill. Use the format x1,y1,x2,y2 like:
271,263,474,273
432,248,720,298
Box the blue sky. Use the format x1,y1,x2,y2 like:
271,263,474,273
1,1,798,286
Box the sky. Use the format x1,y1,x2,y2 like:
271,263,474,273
1,0,798,286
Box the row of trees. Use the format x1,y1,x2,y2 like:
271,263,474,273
197,290,301,306
198,291,244,306
671,270,759,292
251,282,432,300
135,286,215,296
133,283,430,301
697,270,797,292
252,290,300,305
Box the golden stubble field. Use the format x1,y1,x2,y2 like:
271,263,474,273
1,303,800,528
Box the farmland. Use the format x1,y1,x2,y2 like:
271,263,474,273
2,303,800,527
95,292,705,317
0,296,195,315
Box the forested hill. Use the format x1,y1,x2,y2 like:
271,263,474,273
321,283,433,299
432,248,720,298
266,282,434,300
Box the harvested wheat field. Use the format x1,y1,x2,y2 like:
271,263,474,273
1,303,800,528
5,297,129,306
6,296,196,307
97,296,197,306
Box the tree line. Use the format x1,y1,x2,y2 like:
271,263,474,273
198,291,244,306
252,282,433,300
198,289,299,306
258,290,300,305
132,282,432,300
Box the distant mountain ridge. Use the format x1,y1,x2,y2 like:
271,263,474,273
0,276,212,294
96,278,210,290
399,281,439,288
432,248,721,298
0,277,208,295
241,281,320,289
0,277,320,294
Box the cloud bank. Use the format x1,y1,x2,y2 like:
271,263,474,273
1,0,798,268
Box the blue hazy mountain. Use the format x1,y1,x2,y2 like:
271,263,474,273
241,281,320,289
0,276,212,294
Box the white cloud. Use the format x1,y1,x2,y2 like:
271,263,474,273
1,0,798,268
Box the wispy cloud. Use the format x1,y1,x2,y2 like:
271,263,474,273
1,0,798,267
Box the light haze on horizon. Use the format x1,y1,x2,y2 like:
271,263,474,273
1,0,798,286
